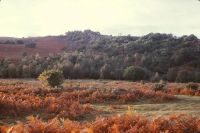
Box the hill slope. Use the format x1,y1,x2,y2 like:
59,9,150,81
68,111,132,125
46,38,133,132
0,30,200,82
0,36,66,59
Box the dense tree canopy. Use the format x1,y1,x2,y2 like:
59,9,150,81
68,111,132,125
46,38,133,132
1,30,200,82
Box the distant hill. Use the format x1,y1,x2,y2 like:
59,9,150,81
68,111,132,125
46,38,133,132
0,30,200,82
0,30,140,59
0,36,66,59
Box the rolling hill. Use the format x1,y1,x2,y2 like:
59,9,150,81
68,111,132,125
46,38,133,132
0,30,200,82
0,36,66,59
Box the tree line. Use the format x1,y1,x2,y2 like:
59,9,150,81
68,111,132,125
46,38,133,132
0,30,200,82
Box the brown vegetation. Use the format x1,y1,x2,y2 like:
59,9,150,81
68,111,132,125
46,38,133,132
1,114,200,133
1,80,200,132
0,80,175,123
0,37,65,59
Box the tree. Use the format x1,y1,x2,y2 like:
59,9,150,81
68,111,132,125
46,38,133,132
151,72,161,82
73,63,81,78
22,65,30,78
8,63,16,78
38,69,64,88
63,62,73,78
167,68,178,82
195,72,200,82
25,42,37,48
16,39,24,44
100,64,112,79
123,66,148,81
176,70,195,83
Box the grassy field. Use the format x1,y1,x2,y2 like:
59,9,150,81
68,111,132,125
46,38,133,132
0,79,200,132
93,95,200,118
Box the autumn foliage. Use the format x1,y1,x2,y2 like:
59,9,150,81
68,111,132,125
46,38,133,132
164,83,200,96
0,84,93,119
0,80,200,133
1,114,200,133
38,69,64,88
0,82,175,118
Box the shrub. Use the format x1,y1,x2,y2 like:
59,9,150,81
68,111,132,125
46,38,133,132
16,39,24,44
25,42,37,48
38,69,64,88
123,66,148,81
152,83,166,91
151,72,161,82
186,83,199,91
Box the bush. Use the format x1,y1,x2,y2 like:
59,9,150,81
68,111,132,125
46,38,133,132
16,39,24,44
25,42,37,48
186,83,199,91
38,69,64,88
123,66,148,81
151,72,161,82
152,83,166,91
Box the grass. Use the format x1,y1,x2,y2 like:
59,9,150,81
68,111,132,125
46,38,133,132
92,95,200,119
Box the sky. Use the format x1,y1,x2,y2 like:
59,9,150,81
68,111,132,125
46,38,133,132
0,0,200,37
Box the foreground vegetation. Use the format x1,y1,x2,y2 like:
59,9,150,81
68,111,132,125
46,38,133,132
1,114,200,133
0,80,200,132
0,80,174,121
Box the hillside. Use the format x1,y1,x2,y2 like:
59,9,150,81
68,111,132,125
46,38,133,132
0,36,66,59
0,30,200,82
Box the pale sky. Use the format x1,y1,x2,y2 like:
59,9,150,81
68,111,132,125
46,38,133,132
0,0,200,37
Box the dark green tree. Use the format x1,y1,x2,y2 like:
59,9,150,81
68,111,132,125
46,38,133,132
123,66,148,81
